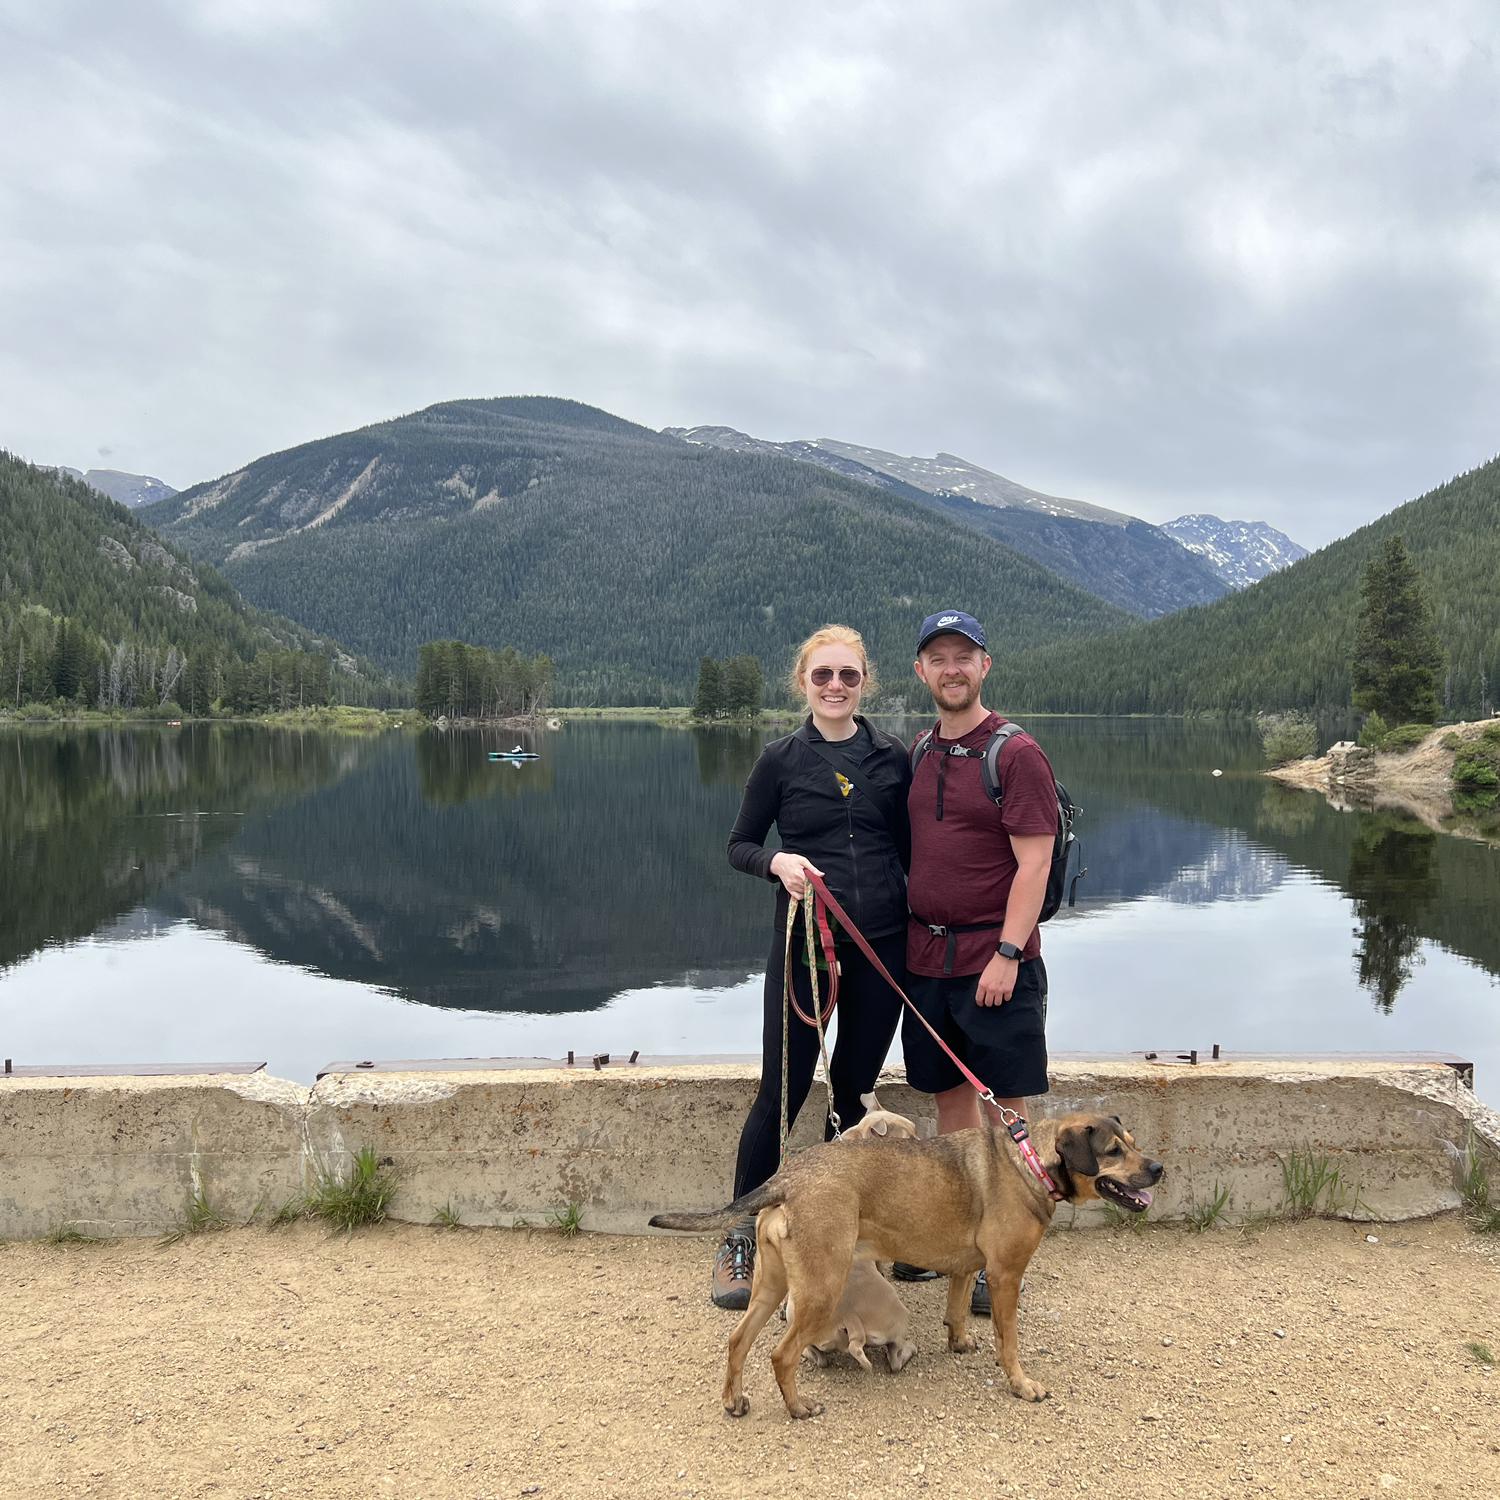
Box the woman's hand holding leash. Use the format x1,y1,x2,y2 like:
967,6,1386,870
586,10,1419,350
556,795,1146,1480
770,851,824,900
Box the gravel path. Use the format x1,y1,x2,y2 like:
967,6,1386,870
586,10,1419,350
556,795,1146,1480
4,1216,1497,1499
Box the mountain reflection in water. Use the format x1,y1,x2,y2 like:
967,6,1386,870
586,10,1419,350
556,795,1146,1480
1,718,1496,1086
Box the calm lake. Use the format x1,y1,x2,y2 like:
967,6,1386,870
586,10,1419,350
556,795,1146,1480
2,719,1497,1102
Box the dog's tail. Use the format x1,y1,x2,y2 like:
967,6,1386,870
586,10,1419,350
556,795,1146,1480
648,1180,783,1232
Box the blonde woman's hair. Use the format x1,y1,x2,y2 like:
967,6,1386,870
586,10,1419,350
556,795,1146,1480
788,624,878,701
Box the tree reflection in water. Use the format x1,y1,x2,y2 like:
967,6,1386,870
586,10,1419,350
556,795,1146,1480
1346,818,1440,1013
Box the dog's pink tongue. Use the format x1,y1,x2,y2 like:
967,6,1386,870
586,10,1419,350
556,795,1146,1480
1137,1189,1154,1207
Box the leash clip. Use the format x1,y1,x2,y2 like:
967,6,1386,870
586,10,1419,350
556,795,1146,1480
984,1092,1023,1128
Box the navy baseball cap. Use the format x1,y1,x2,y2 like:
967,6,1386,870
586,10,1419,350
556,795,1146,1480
916,610,987,654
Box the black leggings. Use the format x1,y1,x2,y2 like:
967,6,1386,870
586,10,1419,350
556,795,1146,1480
732,926,907,1199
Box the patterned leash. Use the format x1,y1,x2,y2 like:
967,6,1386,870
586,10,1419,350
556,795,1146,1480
778,884,843,1168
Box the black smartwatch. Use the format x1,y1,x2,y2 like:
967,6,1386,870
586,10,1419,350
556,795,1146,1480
996,940,1023,962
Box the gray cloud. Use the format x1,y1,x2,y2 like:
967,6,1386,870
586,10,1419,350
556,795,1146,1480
3,0,1498,546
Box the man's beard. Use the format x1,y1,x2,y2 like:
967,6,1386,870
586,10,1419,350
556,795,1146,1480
927,677,977,712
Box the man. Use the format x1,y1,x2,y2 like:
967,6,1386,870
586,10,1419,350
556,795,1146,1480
896,610,1058,1314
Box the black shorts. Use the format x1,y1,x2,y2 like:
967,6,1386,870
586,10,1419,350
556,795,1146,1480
900,957,1049,1099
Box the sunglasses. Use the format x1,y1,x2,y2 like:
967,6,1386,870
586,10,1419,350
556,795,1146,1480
809,666,864,688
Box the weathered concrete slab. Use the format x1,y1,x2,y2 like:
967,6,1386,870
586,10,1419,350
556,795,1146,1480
1028,1059,1500,1227
302,1058,1500,1235
303,1065,771,1234
4,1059,1497,1239
0,1073,307,1238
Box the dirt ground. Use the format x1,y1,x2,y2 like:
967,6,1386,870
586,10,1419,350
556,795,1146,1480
4,1216,1497,1500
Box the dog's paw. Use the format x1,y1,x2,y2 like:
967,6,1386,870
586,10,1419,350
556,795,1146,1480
1009,1376,1050,1403
786,1398,825,1420
723,1394,750,1418
947,1332,978,1355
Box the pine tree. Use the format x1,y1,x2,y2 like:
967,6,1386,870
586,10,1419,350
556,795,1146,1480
722,655,763,718
692,657,724,719
50,617,89,701
1350,536,1443,726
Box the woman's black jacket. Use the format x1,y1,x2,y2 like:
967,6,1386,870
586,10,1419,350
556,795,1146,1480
727,715,912,940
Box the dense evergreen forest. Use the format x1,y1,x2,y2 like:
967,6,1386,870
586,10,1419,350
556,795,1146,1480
147,397,1132,703
0,453,398,711
985,456,1500,717
414,641,553,719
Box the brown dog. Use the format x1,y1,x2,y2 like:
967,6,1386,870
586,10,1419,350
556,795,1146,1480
651,1111,1161,1419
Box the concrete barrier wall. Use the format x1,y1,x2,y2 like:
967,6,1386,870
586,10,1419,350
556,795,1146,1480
3,1059,1498,1238
0,1073,307,1238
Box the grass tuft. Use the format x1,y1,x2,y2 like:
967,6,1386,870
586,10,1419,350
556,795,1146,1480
306,1147,398,1233
46,1222,105,1246
548,1201,584,1237
267,1196,310,1229
1466,1340,1495,1367
1457,1132,1500,1234
432,1201,464,1231
1186,1182,1233,1233
159,1187,231,1246
1277,1149,1364,1220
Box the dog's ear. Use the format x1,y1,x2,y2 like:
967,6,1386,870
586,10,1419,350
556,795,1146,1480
860,1092,880,1112
1057,1123,1099,1178
868,1116,889,1136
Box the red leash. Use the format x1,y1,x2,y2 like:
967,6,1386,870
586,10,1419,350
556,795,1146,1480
799,870,1065,1202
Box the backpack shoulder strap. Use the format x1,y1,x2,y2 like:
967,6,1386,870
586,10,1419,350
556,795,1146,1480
909,727,936,776
981,721,1026,806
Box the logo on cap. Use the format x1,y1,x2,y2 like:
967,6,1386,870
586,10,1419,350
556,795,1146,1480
916,609,987,654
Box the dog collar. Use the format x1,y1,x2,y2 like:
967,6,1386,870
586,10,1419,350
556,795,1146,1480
1006,1119,1067,1203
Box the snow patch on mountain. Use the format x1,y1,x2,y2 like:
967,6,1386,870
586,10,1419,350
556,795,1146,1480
1160,514,1308,590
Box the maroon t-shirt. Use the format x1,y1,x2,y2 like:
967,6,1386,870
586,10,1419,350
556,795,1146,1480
906,711,1059,977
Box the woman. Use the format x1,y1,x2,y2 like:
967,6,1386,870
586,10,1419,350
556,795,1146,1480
713,624,912,1309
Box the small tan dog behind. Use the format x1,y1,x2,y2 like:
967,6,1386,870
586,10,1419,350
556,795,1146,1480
789,1092,918,1374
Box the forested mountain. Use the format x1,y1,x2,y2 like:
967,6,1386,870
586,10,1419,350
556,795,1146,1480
146,397,1133,703
663,425,1229,618
985,456,1500,716
0,453,390,710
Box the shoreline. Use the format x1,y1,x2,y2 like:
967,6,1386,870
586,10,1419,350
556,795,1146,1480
1266,719,1500,841
0,706,415,733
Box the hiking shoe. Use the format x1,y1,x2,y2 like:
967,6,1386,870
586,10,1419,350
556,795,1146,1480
970,1269,991,1315
970,1271,1024,1316
711,1227,755,1311
891,1262,939,1282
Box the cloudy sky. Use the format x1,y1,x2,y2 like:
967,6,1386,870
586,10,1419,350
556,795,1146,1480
3,1,1498,547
